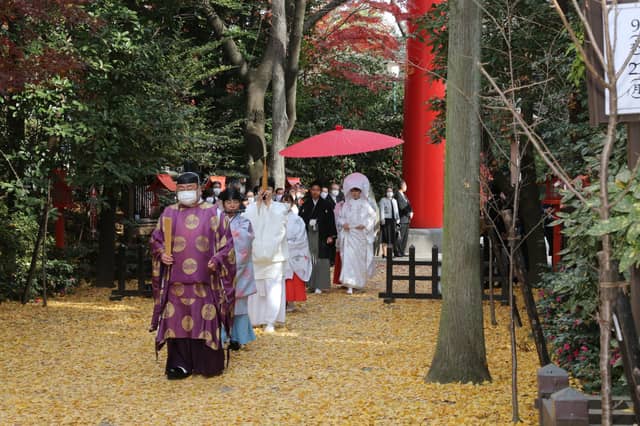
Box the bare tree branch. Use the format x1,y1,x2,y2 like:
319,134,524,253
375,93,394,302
199,0,249,80
303,0,350,33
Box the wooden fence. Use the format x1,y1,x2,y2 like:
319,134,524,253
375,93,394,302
379,243,510,304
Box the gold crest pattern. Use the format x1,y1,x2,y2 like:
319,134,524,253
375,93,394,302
172,236,186,253
195,236,210,253
184,214,200,230
163,301,175,319
182,258,198,275
181,315,194,332
201,303,216,320
171,282,184,297
180,297,195,306
194,283,207,298
210,215,220,231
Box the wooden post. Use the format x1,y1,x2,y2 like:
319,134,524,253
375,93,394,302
408,245,416,296
117,244,126,293
488,235,497,325
137,242,146,293
384,246,394,303
431,245,439,296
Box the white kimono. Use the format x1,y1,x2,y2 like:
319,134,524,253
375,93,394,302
285,211,312,282
244,202,289,326
338,197,376,289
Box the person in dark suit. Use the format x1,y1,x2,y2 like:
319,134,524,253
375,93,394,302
394,180,413,257
328,182,345,206
299,181,337,294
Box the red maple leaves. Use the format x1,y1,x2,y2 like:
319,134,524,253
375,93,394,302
0,0,91,94
306,0,405,92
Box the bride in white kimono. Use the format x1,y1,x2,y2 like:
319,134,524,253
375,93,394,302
337,173,377,294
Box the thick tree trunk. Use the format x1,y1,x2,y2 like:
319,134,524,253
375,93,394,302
245,86,267,189
284,0,307,143
95,189,117,288
426,0,491,384
271,0,288,190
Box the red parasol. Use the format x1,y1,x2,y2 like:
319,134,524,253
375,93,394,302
279,125,403,158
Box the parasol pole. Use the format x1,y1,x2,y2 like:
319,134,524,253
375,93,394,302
261,152,268,193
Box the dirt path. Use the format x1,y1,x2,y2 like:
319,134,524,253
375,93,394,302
0,262,539,424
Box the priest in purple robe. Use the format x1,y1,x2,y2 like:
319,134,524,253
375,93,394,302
149,172,236,380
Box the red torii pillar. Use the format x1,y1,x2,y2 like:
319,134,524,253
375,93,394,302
403,0,445,229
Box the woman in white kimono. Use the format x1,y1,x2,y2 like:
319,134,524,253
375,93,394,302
245,186,289,333
337,173,377,294
282,194,312,311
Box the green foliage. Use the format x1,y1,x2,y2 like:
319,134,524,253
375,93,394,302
0,204,79,301
536,164,640,393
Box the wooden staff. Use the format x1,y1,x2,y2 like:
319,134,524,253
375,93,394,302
163,217,172,255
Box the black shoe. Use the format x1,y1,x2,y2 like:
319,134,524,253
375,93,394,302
229,341,241,351
167,367,191,380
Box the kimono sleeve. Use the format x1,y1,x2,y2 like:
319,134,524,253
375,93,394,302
210,210,236,294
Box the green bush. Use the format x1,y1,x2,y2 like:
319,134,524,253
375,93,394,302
0,204,80,301
536,172,640,394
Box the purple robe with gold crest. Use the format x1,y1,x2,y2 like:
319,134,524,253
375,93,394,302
150,202,236,353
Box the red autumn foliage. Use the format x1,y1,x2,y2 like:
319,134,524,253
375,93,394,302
305,0,406,92
0,0,91,94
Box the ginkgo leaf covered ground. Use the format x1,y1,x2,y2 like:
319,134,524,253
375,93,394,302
0,264,540,425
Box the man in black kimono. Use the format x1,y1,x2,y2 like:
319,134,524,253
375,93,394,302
394,180,413,257
299,181,337,294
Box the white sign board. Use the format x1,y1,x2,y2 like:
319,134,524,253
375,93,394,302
605,2,640,115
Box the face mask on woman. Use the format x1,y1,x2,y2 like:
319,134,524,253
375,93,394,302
177,190,198,206
213,188,221,196
247,196,255,204
330,189,339,197
320,191,328,199
205,196,215,204
386,191,394,199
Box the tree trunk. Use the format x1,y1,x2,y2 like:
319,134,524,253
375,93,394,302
598,250,616,426
95,189,117,287
271,0,288,190
284,0,308,143
245,79,270,189
21,196,50,304
426,0,491,384
519,140,551,367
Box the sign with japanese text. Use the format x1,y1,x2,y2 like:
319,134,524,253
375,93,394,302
605,2,640,115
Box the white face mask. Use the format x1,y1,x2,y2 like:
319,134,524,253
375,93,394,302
205,196,215,204
275,194,283,201
320,191,328,199
213,188,221,196
330,189,339,197
177,190,199,206
386,191,394,199
247,197,254,204
296,193,303,199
